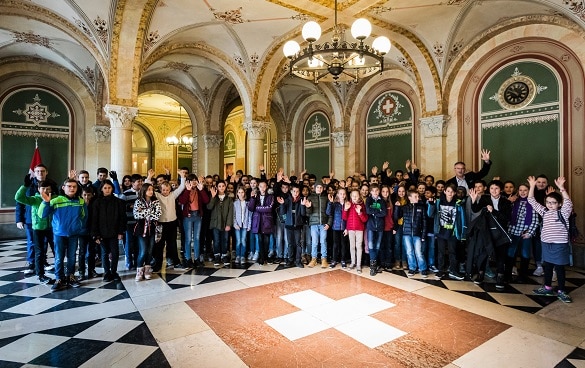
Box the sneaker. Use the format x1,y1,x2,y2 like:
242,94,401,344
187,259,195,269
557,290,573,303
51,279,66,292
89,270,101,279
24,262,35,275
329,261,337,269
235,256,241,264
533,286,555,296
341,261,347,269
473,272,485,285
112,273,121,282
421,270,429,278
485,267,496,279
356,267,362,274
39,275,53,284
68,275,81,288
448,271,464,281
44,264,55,271
512,266,518,276
429,265,439,273
214,255,221,267
407,269,416,277
435,271,445,280
392,262,401,270
252,252,259,262
533,266,544,277
174,263,185,270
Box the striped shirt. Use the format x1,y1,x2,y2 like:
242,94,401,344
528,197,572,244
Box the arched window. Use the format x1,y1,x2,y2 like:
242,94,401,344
132,122,153,175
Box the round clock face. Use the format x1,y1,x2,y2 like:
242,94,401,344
497,76,536,110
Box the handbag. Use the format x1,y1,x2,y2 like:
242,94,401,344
155,224,163,243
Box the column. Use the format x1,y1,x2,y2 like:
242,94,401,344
201,134,222,176
104,104,138,175
280,140,292,176
90,125,111,171
419,115,450,181
243,120,270,177
331,130,351,179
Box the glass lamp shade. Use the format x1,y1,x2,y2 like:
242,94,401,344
372,36,391,55
166,136,179,145
308,58,323,68
283,40,300,57
351,18,372,40
302,21,321,42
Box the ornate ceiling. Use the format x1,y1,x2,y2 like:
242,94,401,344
1,0,584,117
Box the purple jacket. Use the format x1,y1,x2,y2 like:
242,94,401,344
248,193,274,234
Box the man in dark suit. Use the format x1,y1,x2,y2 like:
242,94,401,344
446,149,492,191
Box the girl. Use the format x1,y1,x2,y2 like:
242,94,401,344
208,181,234,266
342,189,368,274
133,183,161,281
233,186,251,265
392,185,408,270
91,180,126,282
380,185,395,271
326,188,348,268
506,183,538,283
528,176,573,303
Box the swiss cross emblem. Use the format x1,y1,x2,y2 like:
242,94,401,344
381,97,395,115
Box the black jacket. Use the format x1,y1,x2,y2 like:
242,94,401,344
91,195,127,239
446,160,492,188
396,202,427,237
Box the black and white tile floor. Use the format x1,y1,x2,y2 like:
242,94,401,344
0,238,584,367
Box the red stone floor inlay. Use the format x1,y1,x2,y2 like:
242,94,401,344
187,270,510,368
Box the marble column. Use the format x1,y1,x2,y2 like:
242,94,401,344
91,125,112,171
419,115,449,181
243,120,270,177
331,130,351,179
201,134,222,176
104,104,138,175
280,140,292,176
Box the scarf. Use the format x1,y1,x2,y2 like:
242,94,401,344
510,197,533,226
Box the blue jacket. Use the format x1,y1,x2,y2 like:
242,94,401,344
39,195,87,237
396,202,427,238
326,201,346,231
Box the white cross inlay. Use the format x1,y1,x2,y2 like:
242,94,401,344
265,290,406,348
382,98,395,115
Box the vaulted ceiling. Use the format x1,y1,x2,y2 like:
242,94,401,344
1,0,584,117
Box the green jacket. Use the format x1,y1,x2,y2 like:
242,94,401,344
207,195,234,230
14,185,51,230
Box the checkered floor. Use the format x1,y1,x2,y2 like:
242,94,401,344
0,238,584,367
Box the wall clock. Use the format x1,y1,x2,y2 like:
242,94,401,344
497,75,536,110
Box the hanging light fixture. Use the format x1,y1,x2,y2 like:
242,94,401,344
283,0,391,83
166,105,193,147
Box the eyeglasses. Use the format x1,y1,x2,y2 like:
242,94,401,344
546,201,558,205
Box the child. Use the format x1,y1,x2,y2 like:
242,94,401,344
278,184,307,268
15,178,55,284
207,180,234,266
365,184,387,276
397,190,428,277
528,176,573,303
91,180,127,282
342,189,368,274
392,185,407,270
248,180,274,265
133,183,161,281
380,185,395,271
233,186,251,265
326,188,348,268
177,174,209,268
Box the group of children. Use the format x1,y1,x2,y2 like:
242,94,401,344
14,159,576,303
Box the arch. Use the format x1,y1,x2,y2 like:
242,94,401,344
131,121,153,175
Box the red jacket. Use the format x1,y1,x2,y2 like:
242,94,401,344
342,202,368,231
384,204,395,231
177,188,210,218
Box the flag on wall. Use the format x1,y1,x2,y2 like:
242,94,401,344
28,140,43,176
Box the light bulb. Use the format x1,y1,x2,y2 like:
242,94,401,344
372,36,391,55
283,40,300,58
302,21,321,42
351,18,372,40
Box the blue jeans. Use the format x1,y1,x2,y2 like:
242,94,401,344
249,233,259,254
213,228,229,255
367,230,383,261
54,235,79,280
77,234,96,274
310,224,328,258
425,233,436,267
403,235,427,272
124,225,138,269
394,226,405,262
509,235,532,259
137,233,155,267
275,221,288,258
183,212,202,261
100,237,120,275
234,227,248,258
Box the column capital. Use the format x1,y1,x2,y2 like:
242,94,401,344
419,115,450,138
242,120,270,139
331,130,351,147
281,140,292,153
92,125,111,143
104,104,138,129
203,134,223,149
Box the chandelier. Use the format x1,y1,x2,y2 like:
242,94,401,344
166,105,193,147
283,0,391,83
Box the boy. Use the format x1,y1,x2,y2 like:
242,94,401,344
397,190,428,277
365,184,387,275
39,179,87,292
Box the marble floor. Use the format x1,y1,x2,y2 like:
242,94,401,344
0,239,584,368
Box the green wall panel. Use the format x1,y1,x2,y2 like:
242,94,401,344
367,135,412,174
482,121,559,185
305,146,329,179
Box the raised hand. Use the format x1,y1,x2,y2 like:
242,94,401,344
355,205,362,214
527,176,536,187
196,182,204,191
468,187,478,202
178,170,186,178
382,161,389,171
481,149,491,162
405,159,411,169
371,166,378,175
328,193,334,202
304,199,312,208
344,201,351,211
40,190,51,202
210,186,217,197
185,181,193,190
69,169,77,180
277,196,284,204
329,171,334,179
554,176,566,190
147,169,155,179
